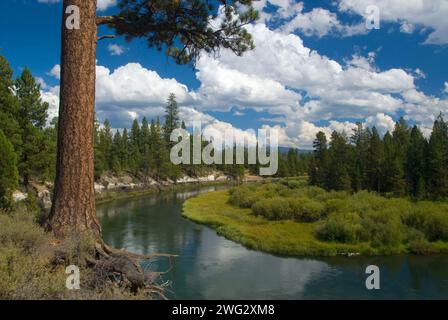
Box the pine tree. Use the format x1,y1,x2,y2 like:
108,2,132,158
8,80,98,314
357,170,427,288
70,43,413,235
0,130,18,208
163,93,180,147
140,117,151,174
0,55,21,152
129,119,142,172
111,130,123,173
389,118,411,196
50,0,257,238
350,123,369,191
97,119,113,173
153,117,171,179
427,113,448,199
327,131,352,191
383,131,406,195
120,128,130,170
15,68,51,186
309,131,329,187
366,127,384,192
406,126,427,198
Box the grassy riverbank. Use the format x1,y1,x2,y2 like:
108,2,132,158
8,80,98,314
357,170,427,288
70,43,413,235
182,183,448,257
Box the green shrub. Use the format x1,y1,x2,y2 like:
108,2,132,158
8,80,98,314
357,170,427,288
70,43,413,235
316,212,363,243
325,199,349,214
289,198,325,222
315,190,348,202
280,179,306,190
303,186,327,199
360,210,406,247
252,198,292,220
349,191,388,214
403,204,448,241
407,230,439,255
229,188,257,208
0,210,47,253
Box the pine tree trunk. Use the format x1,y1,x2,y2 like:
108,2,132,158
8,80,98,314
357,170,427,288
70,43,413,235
48,0,101,238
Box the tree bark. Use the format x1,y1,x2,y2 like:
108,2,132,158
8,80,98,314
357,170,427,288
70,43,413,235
48,0,101,239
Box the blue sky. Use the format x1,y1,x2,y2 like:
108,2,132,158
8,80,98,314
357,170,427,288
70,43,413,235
1,0,448,148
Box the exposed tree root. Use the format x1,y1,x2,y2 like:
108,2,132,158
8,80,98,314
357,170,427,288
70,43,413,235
84,242,177,299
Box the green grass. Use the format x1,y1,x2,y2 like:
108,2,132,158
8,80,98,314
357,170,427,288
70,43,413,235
183,189,448,257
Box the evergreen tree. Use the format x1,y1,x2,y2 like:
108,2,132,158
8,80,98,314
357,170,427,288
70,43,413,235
0,130,18,208
309,131,329,187
427,113,448,199
327,131,352,191
110,130,123,173
366,127,384,192
120,128,130,170
140,117,151,174
388,118,411,196
163,93,180,147
383,131,406,195
0,55,21,152
406,125,427,198
129,119,142,172
97,119,113,173
150,117,166,178
15,68,51,185
350,123,369,191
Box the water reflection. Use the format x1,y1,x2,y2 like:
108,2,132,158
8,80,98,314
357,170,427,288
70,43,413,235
98,187,448,299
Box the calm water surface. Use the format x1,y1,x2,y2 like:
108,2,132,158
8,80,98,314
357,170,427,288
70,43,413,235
97,186,448,299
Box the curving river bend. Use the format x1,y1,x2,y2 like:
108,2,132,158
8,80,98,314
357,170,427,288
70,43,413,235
97,186,448,299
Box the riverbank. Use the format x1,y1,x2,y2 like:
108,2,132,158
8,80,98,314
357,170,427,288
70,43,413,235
182,189,448,257
96,180,235,206
12,170,244,209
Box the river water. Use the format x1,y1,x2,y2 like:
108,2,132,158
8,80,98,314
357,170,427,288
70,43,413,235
97,186,448,299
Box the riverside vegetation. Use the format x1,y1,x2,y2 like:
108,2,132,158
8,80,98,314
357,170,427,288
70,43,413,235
183,111,448,257
183,178,448,256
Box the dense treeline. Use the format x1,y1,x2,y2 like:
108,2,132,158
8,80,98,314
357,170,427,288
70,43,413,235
93,111,310,181
0,54,308,208
0,56,56,207
309,116,448,200
94,93,184,180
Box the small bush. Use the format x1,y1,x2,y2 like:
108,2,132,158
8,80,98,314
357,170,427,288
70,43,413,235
403,204,448,241
316,212,363,243
252,198,292,220
289,198,325,222
0,210,47,253
360,210,406,247
325,199,349,214
407,230,439,255
303,186,327,199
229,188,258,208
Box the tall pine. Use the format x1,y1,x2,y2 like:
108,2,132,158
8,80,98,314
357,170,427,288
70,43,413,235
15,68,51,185
427,113,448,199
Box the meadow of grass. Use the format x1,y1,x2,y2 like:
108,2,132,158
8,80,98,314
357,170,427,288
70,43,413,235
182,179,448,256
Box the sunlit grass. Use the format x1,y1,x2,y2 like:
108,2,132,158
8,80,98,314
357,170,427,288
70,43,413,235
183,189,448,256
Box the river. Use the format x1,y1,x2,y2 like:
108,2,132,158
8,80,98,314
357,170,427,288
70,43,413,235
97,186,448,299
